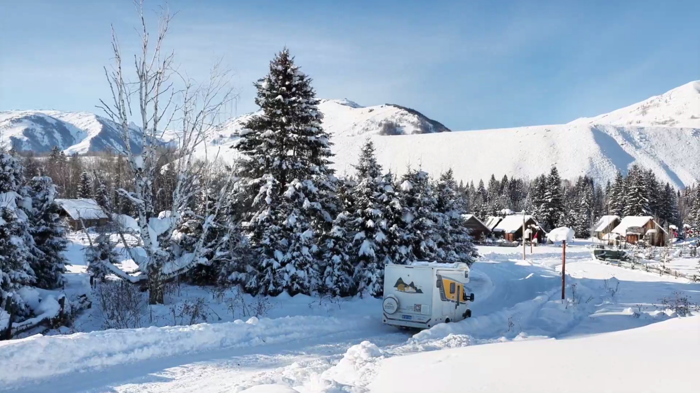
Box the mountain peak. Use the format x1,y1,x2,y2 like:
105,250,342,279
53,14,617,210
570,80,700,128
321,98,362,108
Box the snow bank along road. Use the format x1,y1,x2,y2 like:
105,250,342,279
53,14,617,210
1,245,699,393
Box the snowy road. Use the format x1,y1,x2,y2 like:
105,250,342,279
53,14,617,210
3,245,699,393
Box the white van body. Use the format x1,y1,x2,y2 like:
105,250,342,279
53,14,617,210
382,262,474,329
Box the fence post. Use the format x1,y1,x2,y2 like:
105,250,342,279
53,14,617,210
561,240,566,300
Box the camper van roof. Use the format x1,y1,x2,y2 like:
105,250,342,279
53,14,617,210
404,261,469,269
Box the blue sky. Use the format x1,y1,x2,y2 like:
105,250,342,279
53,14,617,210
1,0,698,130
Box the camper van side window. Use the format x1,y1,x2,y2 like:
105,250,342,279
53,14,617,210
449,282,455,294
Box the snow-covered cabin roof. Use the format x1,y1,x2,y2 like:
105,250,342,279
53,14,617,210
462,214,490,233
593,215,620,233
494,214,541,234
484,216,503,231
612,216,666,235
55,198,108,221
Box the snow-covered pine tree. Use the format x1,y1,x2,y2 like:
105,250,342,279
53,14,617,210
471,179,487,219
354,139,382,180
237,48,337,295
94,175,111,211
0,152,37,316
486,175,503,216
623,165,651,216
542,167,564,231
661,183,680,226
593,184,605,221
691,186,700,229
572,177,594,238
434,169,478,265
345,143,388,296
396,169,438,263
608,171,625,216
86,232,119,284
26,176,67,289
320,211,355,297
644,170,661,218
78,171,92,199
68,153,83,199
46,147,67,194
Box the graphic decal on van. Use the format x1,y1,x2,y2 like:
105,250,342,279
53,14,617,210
436,274,462,303
394,277,423,293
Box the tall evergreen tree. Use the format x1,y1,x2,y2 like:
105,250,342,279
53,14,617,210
346,142,398,297
396,169,438,263
434,169,478,265
541,167,564,230
26,176,67,289
78,171,92,199
354,139,382,180
237,48,336,295
86,232,119,284
608,171,625,216
0,152,37,316
623,165,651,216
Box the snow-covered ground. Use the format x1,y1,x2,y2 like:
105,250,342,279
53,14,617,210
369,315,700,393
1,236,699,393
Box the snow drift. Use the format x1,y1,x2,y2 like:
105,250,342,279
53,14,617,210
0,314,370,385
368,315,700,393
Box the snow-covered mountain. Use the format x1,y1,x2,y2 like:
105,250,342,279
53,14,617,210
0,110,146,154
202,81,700,188
570,81,700,128
3,81,699,187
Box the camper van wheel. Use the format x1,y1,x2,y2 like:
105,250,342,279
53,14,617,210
464,309,472,318
444,318,450,323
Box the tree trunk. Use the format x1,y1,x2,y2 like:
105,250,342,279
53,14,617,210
148,272,164,304
2,298,14,340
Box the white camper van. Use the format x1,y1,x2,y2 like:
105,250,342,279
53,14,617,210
382,262,474,329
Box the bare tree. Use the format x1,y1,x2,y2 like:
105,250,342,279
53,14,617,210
98,0,236,304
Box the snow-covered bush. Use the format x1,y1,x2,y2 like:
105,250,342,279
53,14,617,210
95,281,145,329
659,292,696,317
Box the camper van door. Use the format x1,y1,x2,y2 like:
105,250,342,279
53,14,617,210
437,269,467,321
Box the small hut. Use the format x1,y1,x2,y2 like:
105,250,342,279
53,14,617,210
593,215,620,242
612,216,667,246
462,214,491,241
55,198,109,230
493,214,546,242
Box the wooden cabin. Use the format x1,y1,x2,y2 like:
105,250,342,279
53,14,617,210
611,216,668,246
462,214,491,241
55,198,109,230
493,214,546,242
593,215,621,241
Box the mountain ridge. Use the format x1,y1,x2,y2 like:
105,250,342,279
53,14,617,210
2,81,698,188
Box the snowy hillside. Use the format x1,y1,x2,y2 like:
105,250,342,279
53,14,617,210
570,81,700,128
329,123,700,188
199,80,700,188
4,81,699,188
0,110,147,154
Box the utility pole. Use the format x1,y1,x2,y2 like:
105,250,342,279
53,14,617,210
561,240,567,300
522,211,526,260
